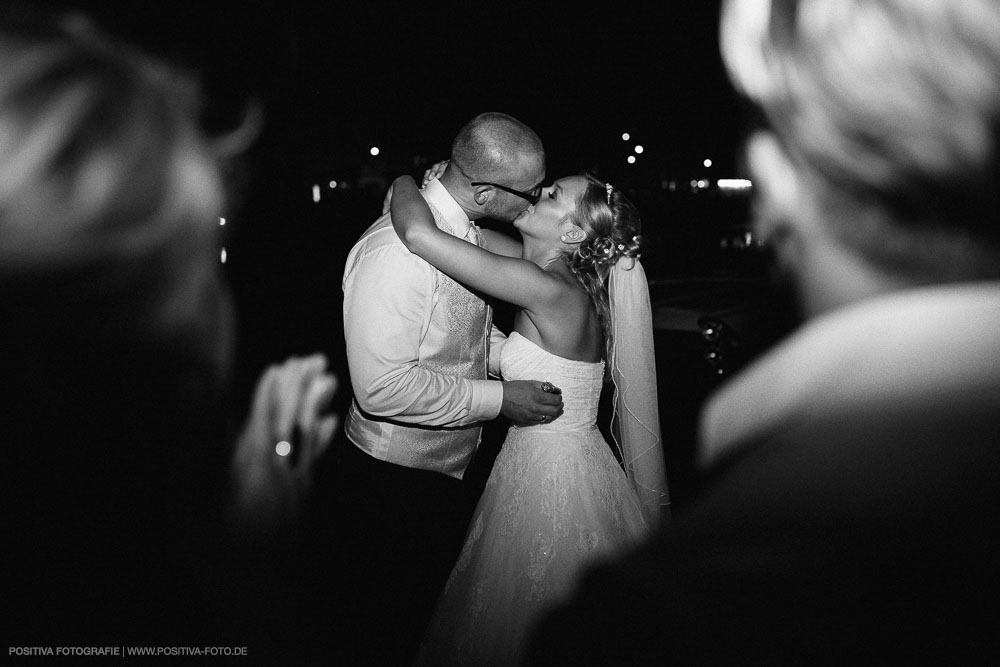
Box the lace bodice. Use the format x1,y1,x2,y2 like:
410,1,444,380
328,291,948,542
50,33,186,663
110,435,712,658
500,332,605,432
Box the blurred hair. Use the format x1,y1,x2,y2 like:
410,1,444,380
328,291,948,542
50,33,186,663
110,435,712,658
0,5,298,646
449,111,545,183
565,175,643,374
721,0,1000,281
0,3,246,524
0,3,237,382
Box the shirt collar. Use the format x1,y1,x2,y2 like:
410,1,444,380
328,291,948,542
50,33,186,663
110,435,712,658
423,178,472,238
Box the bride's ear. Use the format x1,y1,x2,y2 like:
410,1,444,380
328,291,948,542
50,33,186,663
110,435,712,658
559,225,587,244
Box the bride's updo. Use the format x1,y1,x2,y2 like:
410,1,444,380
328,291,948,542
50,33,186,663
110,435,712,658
565,175,643,373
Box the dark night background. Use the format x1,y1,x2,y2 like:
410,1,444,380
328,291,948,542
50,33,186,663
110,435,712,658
38,0,790,502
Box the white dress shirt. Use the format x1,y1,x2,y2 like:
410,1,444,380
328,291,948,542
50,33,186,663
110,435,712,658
342,179,505,478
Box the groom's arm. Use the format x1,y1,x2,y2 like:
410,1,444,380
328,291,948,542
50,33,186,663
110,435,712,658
344,240,503,427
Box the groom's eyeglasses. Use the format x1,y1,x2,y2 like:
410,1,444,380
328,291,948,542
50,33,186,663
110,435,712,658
470,181,542,206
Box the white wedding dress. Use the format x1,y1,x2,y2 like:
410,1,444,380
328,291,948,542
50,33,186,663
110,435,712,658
417,332,651,667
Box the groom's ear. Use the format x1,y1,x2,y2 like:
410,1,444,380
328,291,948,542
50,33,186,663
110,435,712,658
472,185,493,206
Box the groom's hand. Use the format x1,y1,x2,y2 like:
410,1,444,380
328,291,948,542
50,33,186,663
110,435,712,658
500,380,564,426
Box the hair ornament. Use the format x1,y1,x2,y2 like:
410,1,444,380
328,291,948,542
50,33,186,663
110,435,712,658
617,244,625,250
605,182,614,205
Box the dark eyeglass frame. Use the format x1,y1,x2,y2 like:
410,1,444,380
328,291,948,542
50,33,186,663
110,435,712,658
470,181,542,206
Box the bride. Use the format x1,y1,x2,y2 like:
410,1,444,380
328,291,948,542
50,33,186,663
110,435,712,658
389,169,669,666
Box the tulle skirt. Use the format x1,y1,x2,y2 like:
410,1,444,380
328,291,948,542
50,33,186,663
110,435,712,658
417,424,649,667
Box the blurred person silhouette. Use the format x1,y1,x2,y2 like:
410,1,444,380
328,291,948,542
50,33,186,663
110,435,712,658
0,2,337,654
526,0,1000,664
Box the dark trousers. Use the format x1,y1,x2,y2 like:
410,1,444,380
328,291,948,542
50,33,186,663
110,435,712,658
323,440,474,666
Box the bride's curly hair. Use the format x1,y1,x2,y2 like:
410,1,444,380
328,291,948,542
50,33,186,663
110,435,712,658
563,174,643,378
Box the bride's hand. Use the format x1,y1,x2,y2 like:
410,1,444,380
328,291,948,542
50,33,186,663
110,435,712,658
383,161,446,215
422,160,449,186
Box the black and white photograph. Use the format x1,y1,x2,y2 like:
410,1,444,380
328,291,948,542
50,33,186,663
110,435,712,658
5,0,999,664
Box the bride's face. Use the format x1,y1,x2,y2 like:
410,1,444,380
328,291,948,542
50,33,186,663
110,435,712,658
513,176,587,235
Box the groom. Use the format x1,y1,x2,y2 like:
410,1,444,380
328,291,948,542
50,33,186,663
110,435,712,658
337,112,561,665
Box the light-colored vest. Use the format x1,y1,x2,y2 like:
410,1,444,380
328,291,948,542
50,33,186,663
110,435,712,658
346,213,491,478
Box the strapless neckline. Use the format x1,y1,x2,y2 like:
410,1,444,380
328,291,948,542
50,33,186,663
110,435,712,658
501,331,605,432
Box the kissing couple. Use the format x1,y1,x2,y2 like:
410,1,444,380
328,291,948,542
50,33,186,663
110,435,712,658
336,112,668,666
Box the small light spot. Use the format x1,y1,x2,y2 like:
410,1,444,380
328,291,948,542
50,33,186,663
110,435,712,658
220,248,227,264
634,145,644,154
275,441,292,457
621,132,630,141
717,178,753,191
627,155,637,164
370,146,380,156
219,217,226,226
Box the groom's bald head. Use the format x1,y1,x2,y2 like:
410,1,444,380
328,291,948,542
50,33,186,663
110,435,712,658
449,112,545,189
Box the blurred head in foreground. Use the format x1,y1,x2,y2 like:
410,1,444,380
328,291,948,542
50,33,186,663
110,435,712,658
721,0,1000,317
0,2,244,641
0,1,235,377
